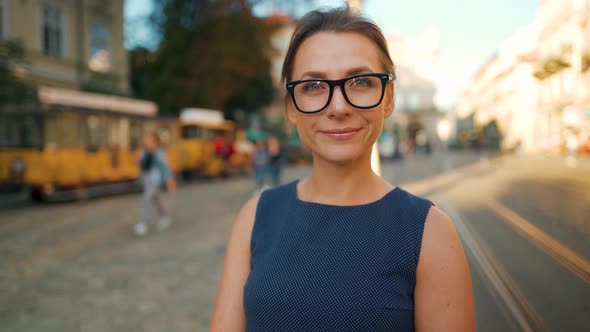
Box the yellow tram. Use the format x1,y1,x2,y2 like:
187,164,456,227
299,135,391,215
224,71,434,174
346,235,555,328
0,87,249,201
178,108,251,178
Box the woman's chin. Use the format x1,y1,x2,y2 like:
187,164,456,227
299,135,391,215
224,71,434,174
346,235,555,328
314,148,367,165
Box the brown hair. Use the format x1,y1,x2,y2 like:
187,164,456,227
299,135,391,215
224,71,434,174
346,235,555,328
281,4,396,84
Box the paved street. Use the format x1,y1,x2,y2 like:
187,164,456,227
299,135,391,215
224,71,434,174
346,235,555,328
1,151,589,331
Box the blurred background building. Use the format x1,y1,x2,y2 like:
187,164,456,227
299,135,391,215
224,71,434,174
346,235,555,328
452,0,590,153
533,0,590,153
451,26,538,151
1,0,128,95
385,28,440,155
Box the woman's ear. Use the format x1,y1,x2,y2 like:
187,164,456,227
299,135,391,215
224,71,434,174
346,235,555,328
383,83,395,118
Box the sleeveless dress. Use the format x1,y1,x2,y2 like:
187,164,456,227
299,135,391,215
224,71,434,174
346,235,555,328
244,180,433,331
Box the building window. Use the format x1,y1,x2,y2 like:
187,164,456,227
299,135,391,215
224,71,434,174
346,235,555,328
88,23,111,72
0,0,5,39
41,3,63,58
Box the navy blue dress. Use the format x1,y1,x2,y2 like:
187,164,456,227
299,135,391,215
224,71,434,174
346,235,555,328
243,181,432,331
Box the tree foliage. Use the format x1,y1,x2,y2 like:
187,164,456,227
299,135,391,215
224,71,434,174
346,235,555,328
131,0,281,117
0,40,37,106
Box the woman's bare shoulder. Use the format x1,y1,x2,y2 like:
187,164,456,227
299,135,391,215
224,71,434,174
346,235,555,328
425,205,452,224
420,205,463,260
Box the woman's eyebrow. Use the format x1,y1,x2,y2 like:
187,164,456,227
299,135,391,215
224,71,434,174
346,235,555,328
345,66,374,76
298,66,375,80
299,71,326,80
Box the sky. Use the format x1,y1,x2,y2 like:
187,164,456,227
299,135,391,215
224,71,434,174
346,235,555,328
125,0,538,108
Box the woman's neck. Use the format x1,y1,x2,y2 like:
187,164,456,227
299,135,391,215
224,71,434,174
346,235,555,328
298,153,393,205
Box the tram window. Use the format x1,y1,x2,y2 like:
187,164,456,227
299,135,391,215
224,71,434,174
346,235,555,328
119,118,130,150
0,115,42,148
44,116,59,147
22,115,43,148
181,125,202,139
0,116,4,145
77,116,88,146
106,117,122,150
87,115,106,150
0,115,9,147
3,116,20,147
130,121,143,150
87,115,99,149
56,113,81,147
0,115,19,147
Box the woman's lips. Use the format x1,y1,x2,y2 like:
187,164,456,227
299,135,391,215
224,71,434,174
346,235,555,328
320,128,360,140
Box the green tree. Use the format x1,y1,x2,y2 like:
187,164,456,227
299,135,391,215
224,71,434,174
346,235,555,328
0,40,37,107
131,0,279,117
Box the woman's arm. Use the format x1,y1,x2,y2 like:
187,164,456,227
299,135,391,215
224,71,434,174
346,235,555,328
415,206,476,332
209,195,259,331
156,150,172,179
156,149,176,191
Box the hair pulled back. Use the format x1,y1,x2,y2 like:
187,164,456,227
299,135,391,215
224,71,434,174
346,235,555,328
281,4,396,85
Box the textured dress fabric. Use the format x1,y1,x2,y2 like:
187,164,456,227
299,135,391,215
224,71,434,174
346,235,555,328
244,180,433,331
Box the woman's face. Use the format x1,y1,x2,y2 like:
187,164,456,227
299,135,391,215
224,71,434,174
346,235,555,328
286,32,394,165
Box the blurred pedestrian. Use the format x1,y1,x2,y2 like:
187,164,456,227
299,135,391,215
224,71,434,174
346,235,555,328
135,133,176,236
252,139,269,194
225,137,236,161
214,132,226,159
267,134,284,186
211,5,474,331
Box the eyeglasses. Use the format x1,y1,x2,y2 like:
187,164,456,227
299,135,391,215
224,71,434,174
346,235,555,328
286,73,394,114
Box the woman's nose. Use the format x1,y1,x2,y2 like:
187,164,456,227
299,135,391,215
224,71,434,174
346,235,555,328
326,86,352,118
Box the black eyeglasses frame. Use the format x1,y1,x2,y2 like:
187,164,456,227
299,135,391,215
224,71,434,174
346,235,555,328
286,73,394,114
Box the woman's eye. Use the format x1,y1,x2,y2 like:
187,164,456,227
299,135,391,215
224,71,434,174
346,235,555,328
303,81,324,92
350,77,371,87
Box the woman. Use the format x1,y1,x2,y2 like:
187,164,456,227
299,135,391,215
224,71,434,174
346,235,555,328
135,133,176,236
211,5,475,331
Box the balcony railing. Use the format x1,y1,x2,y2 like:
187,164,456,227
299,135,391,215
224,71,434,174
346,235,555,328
533,56,571,80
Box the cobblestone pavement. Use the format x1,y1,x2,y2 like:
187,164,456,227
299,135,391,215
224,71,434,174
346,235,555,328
1,151,588,331
1,177,253,332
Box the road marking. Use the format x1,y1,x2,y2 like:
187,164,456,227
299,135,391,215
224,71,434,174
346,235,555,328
487,199,590,284
439,196,550,332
